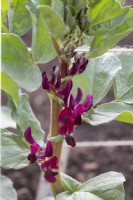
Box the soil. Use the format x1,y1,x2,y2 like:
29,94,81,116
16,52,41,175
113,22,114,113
2,3,133,199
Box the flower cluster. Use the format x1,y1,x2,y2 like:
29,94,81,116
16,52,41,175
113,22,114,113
58,85,93,147
41,53,93,148
24,127,58,183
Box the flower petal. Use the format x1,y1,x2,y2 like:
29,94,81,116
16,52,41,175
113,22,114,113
44,141,53,157
24,127,36,144
65,135,76,147
82,94,93,112
42,71,50,90
75,88,83,104
74,114,82,125
28,153,37,163
69,94,76,109
74,104,84,116
41,156,58,170
44,170,58,183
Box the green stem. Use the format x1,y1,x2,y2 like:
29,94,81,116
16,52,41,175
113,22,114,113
49,57,68,197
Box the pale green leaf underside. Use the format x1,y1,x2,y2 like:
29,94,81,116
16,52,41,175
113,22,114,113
8,94,45,145
61,173,80,192
0,175,17,200
72,53,121,105
1,132,29,169
0,71,20,104
114,52,133,103
1,33,41,92
31,12,57,63
83,101,133,125
1,106,16,129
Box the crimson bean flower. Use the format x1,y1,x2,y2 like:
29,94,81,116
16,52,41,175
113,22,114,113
24,127,53,163
58,88,93,147
41,156,58,183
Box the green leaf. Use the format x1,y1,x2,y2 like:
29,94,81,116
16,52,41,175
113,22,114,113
1,131,29,169
90,9,133,58
51,0,64,18
83,101,133,125
116,0,125,6
31,12,57,63
1,0,9,14
61,173,81,192
73,53,121,105
1,33,41,92
1,106,16,129
0,71,20,104
8,94,45,145
73,192,103,200
38,5,69,38
87,0,129,32
48,135,64,143
78,172,125,200
0,175,17,200
11,4,31,36
1,25,9,33
56,191,73,200
114,52,133,103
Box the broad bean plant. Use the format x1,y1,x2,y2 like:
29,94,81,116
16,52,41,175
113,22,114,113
1,0,133,199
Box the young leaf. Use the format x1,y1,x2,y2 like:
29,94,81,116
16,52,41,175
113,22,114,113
51,0,64,18
61,172,81,192
8,94,45,145
90,9,133,58
38,5,69,38
10,4,31,36
1,25,9,33
31,12,57,63
114,52,133,103
72,53,121,105
0,175,17,200
1,131,29,169
1,0,9,15
1,33,42,92
1,106,16,129
87,0,129,32
0,71,20,104
78,172,125,200
83,101,133,125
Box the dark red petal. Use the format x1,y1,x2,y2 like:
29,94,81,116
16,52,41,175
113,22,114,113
74,114,82,125
65,135,76,147
42,72,50,90
41,156,58,170
28,153,37,163
69,94,76,109
79,60,88,74
75,88,83,104
58,107,73,122
55,74,61,88
60,125,68,135
83,94,93,112
44,141,53,157
44,169,58,183
24,127,35,144
68,117,75,134
30,143,41,154
60,80,73,96
74,104,84,116
69,63,78,75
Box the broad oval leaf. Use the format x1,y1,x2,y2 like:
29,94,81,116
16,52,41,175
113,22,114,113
87,0,129,32
1,33,41,92
1,106,16,129
1,131,29,169
114,52,133,103
31,12,57,63
56,191,73,200
1,71,20,104
38,5,69,38
73,192,102,200
0,175,17,200
11,5,31,36
73,53,121,105
89,9,133,58
83,101,133,125
78,172,125,200
8,94,45,145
